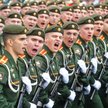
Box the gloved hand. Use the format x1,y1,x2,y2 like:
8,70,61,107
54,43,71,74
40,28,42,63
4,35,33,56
22,76,32,94
59,67,69,84
77,60,87,74
29,102,37,108
91,57,98,74
92,80,101,90
84,85,91,95
104,52,108,59
44,99,54,108
41,73,51,89
68,90,76,101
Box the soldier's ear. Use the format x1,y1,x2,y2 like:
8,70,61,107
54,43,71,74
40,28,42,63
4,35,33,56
7,38,14,47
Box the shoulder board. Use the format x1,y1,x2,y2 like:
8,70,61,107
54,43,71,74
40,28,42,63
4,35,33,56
76,39,82,45
39,49,47,56
0,55,8,64
18,54,25,59
99,35,105,41
59,45,63,51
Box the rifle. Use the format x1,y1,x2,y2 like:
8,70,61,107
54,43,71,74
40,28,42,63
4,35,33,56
31,78,44,104
64,45,89,108
17,59,31,108
90,58,107,100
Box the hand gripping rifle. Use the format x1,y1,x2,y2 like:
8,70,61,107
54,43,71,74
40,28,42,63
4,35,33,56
31,78,44,104
64,45,89,108
17,59,31,108
90,58,107,100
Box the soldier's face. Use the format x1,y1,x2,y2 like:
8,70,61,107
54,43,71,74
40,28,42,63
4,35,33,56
11,34,27,55
38,5,47,10
5,18,22,25
0,23,4,34
11,6,21,13
61,11,72,22
31,5,38,12
103,18,108,32
37,14,49,29
81,10,88,17
45,32,63,52
26,36,44,57
72,9,81,22
21,6,30,15
63,29,79,48
79,24,94,42
88,10,94,16
23,15,37,30
0,9,10,18
49,12,60,25
94,20,103,36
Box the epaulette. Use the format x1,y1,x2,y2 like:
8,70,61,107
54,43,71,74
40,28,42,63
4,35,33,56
0,55,8,64
99,35,105,41
59,45,63,51
18,54,25,59
39,49,47,55
76,39,82,45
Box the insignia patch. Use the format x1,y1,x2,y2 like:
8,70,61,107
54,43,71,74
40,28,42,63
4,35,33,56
0,19,2,22
88,19,91,23
38,31,41,35
36,61,41,67
0,73,3,80
14,14,17,18
75,49,81,55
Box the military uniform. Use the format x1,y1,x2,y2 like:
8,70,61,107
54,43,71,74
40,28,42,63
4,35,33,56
0,25,26,108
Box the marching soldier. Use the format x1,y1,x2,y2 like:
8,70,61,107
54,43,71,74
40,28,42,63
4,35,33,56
34,25,63,108
5,12,22,25
37,9,49,30
0,24,27,108
19,27,45,108
55,21,79,108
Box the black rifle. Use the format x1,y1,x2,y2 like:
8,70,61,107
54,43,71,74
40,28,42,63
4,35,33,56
64,45,89,108
17,59,31,108
90,58,107,100
31,78,44,104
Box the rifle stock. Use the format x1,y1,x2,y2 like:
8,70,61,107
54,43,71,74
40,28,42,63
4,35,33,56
90,59,107,100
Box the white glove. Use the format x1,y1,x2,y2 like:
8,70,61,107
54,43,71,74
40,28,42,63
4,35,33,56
84,85,91,95
104,52,108,59
77,60,87,74
68,90,76,101
59,67,69,84
92,80,101,90
41,73,51,89
29,102,37,108
91,57,98,74
44,99,54,108
22,76,32,94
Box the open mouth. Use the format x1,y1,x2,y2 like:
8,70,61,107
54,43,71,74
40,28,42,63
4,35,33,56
32,48,37,53
41,22,45,26
68,40,73,44
97,29,101,32
54,42,59,47
29,24,33,28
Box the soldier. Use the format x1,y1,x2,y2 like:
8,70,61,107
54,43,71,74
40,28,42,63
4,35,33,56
58,6,73,27
37,9,49,30
87,5,95,16
80,5,88,17
55,21,79,108
38,1,47,11
21,2,30,16
72,4,81,22
30,1,38,12
0,24,27,108
48,6,61,27
19,27,45,108
0,16,5,34
47,1,57,8
0,4,10,18
34,25,63,108
22,10,38,30
5,12,22,25
10,1,21,13
56,0,66,10
73,17,101,108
